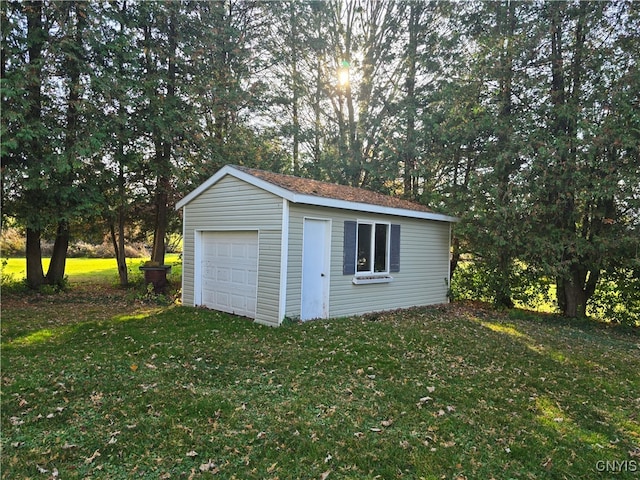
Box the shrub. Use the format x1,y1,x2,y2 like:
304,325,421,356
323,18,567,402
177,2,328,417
589,266,640,327
450,259,554,311
450,260,494,304
0,228,26,256
126,244,148,258
68,241,99,258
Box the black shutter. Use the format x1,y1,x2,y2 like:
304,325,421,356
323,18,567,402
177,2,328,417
390,224,400,273
343,220,357,275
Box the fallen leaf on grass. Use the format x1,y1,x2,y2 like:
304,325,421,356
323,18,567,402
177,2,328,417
85,449,101,464
320,470,331,480
423,434,436,446
199,460,218,473
186,450,198,457
130,364,138,372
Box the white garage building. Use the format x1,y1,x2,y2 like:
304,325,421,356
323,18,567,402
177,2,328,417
176,165,457,326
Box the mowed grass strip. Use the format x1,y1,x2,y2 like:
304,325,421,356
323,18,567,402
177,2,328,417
1,295,639,479
1,254,182,285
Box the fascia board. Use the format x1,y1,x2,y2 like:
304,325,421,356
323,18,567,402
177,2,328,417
175,165,296,210
289,193,459,223
176,165,459,223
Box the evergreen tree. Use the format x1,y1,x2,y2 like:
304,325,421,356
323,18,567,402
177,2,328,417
521,1,639,317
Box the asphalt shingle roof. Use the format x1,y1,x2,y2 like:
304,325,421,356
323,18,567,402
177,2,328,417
234,165,434,214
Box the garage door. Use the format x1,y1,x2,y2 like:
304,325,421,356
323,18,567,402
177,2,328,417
200,231,258,318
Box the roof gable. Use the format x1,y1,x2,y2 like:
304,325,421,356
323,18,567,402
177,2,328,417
176,165,458,223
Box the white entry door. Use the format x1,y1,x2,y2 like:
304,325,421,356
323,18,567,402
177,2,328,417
301,219,330,320
200,231,258,318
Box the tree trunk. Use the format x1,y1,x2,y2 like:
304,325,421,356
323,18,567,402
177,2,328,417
24,1,45,290
562,272,588,318
495,277,515,309
562,281,586,317
560,264,599,318
46,220,70,286
313,59,322,169
115,164,129,286
549,3,595,318
109,156,129,287
289,1,300,175
403,1,419,198
150,6,177,266
449,235,459,283
47,1,85,287
109,1,129,287
151,188,168,266
492,0,516,309
26,228,45,289
110,216,128,286
150,127,170,266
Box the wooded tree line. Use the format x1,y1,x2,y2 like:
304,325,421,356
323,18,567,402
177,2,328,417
2,1,639,323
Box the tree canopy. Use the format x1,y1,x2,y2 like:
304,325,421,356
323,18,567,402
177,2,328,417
2,0,638,324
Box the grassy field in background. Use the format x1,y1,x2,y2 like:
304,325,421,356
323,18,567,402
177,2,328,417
1,254,182,285
2,284,638,479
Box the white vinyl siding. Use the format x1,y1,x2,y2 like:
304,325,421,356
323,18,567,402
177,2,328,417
181,175,283,326
286,204,450,319
255,229,282,326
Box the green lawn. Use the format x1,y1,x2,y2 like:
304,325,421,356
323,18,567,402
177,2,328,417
1,288,639,479
1,254,182,285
